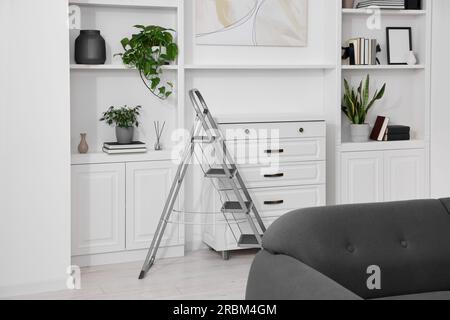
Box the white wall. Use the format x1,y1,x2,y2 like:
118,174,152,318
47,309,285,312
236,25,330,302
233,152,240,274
0,0,71,297
431,0,450,198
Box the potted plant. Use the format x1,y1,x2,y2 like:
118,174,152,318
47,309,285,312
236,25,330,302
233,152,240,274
100,105,142,144
116,25,179,100
342,75,386,142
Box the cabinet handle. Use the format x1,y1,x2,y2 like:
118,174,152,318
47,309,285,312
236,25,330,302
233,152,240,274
263,173,284,178
299,128,304,134
264,200,284,205
264,149,284,154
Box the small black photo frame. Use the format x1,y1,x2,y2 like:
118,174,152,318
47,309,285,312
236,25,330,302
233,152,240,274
386,27,412,65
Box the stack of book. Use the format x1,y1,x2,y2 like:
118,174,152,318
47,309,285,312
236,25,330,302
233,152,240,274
102,141,147,154
355,0,406,9
370,116,411,141
383,125,411,141
346,38,378,65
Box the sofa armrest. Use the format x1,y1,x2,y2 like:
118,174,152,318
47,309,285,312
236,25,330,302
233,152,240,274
246,250,362,300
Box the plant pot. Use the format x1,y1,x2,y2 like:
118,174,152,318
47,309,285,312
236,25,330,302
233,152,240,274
75,30,106,65
116,127,134,145
350,124,370,142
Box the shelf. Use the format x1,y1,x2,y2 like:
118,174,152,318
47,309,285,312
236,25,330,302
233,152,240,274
342,9,426,16
342,65,425,70
69,0,178,9
184,64,336,71
339,140,426,152
70,64,178,71
71,150,176,165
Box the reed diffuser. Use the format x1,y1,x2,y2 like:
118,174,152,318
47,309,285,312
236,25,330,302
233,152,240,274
154,121,166,151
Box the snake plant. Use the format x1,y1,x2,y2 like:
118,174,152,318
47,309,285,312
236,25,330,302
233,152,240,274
342,75,386,125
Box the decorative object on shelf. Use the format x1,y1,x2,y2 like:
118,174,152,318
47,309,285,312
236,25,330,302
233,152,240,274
77,133,89,154
405,0,422,10
196,0,308,47
154,121,166,151
342,74,386,142
75,30,106,65
342,0,355,8
100,105,142,145
102,141,147,154
356,0,405,9
117,26,178,100
407,51,418,65
344,38,380,65
386,27,412,65
370,116,390,141
383,125,411,141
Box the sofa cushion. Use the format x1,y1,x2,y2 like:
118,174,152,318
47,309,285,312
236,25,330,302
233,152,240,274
263,199,450,299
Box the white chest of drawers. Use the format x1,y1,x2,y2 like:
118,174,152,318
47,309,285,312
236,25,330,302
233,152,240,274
201,117,327,258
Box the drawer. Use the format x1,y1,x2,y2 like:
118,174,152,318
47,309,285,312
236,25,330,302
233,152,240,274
220,121,326,141
219,185,326,220
218,162,326,189
225,138,326,164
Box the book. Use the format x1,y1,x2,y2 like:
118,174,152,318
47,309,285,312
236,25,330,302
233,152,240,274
370,116,390,141
386,125,411,135
346,38,378,66
365,39,370,65
356,0,406,9
103,141,146,150
383,133,411,141
102,147,147,154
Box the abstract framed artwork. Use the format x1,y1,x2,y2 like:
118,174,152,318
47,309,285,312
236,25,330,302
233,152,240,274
195,0,309,47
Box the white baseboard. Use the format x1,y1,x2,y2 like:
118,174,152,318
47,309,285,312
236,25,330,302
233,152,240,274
0,277,67,299
71,245,185,267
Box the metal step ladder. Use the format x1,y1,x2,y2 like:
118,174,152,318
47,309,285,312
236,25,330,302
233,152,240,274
138,89,267,280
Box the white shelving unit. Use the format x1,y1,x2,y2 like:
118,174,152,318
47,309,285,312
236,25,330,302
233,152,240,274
335,1,432,204
67,0,434,263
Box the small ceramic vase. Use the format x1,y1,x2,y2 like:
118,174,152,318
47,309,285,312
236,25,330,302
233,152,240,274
78,133,89,154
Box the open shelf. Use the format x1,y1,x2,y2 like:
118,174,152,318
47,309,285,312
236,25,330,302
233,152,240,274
184,64,336,71
342,9,426,16
70,64,178,71
69,0,178,9
342,65,425,70
339,140,426,152
71,150,175,165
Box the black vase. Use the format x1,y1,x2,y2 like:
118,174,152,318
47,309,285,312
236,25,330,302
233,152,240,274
75,30,106,65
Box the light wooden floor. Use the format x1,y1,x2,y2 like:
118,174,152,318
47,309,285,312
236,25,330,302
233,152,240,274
13,250,256,300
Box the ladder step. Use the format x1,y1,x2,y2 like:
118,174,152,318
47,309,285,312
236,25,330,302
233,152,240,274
238,234,263,248
205,168,236,178
222,201,252,214
192,136,215,143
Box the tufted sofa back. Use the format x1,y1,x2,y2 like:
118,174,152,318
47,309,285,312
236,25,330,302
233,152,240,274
262,199,450,299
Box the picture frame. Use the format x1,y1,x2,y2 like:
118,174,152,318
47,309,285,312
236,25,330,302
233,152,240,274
386,27,413,65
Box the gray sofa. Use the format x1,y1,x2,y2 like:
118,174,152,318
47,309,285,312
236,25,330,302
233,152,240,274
246,199,450,300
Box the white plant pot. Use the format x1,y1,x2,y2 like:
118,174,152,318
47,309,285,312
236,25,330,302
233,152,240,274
350,124,370,142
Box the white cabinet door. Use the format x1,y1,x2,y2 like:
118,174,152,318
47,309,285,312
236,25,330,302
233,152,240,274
384,150,426,202
341,152,384,204
71,164,126,256
126,161,182,250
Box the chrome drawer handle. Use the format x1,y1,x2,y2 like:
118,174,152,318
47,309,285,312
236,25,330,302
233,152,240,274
264,200,284,205
264,149,284,154
263,173,284,178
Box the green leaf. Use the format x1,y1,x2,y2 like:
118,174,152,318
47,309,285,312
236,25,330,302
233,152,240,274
151,77,160,90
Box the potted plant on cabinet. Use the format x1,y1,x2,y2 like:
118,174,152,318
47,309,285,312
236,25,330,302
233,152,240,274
342,75,386,142
100,105,142,144
116,25,179,100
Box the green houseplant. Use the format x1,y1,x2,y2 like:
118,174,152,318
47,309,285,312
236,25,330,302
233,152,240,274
116,25,179,100
342,75,386,142
100,105,141,144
